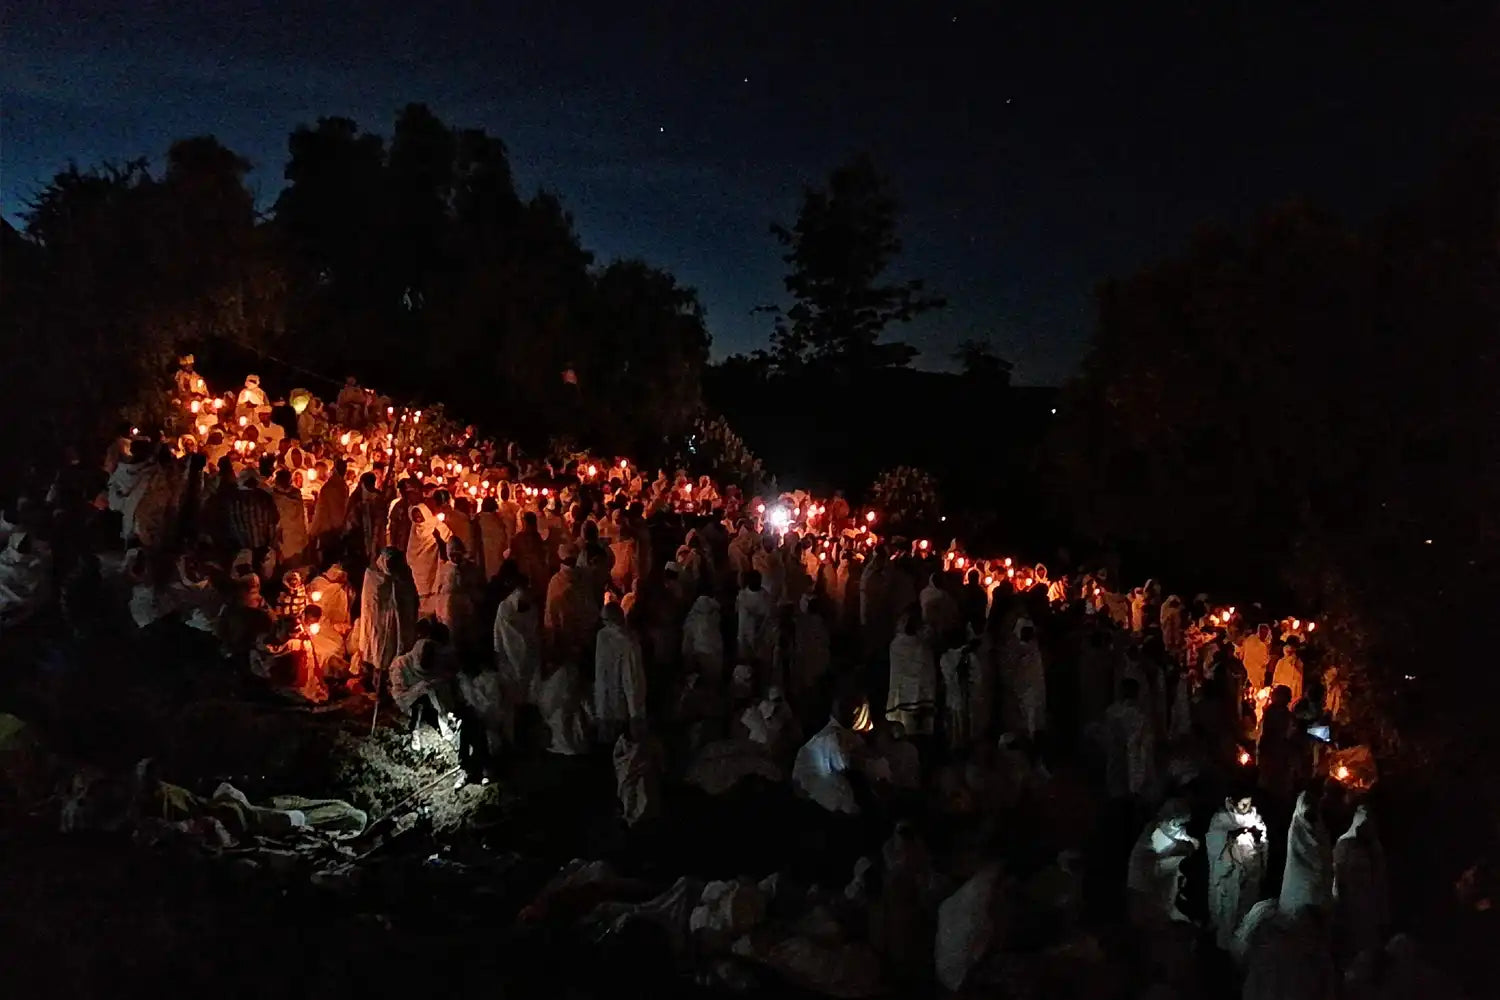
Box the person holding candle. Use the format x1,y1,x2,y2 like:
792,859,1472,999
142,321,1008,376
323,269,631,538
308,457,349,559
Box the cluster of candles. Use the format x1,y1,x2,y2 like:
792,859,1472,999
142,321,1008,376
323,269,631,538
176,368,1333,644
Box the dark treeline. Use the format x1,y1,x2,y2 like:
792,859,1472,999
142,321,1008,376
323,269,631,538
1,104,710,474
1046,138,1500,791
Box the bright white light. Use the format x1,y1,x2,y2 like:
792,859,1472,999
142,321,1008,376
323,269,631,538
1050,408,1057,414
768,506,790,529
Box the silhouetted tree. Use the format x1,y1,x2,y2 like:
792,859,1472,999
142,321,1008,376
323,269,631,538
765,154,944,373
953,338,1013,385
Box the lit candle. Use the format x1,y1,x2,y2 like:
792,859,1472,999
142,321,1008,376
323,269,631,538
308,622,321,636
310,590,323,603
197,424,208,435
1003,557,1013,568
865,511,876,523
238,416,248,427
340,432,351,446
190,400,201,413
415,447,423,457
305,468,317,482
1334,765,1349,781
1306,621,1316,632
213,399,223,410
437,512,445,522
387,406,394,416
587,464,597,477
1238,751,1252,765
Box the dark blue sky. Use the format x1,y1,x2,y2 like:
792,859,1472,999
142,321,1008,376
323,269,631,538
4,1,1495,383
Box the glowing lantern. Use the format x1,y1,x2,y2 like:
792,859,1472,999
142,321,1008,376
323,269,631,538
340,432,351,446
190,400,201,413
310,591,323,603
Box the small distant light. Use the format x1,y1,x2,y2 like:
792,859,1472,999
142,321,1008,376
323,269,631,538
1404,673,1416,681
308,622,321,636
1050,408,1057,415
436,512,446,522
1335,765,1350,781
310,591,323,602
940,516,946,522
865,511,877,523
1238,750,1252,766
1424,538,1433,545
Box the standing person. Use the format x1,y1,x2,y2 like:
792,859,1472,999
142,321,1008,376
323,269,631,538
509,510,551,600
309,457,350,560
1000,616,1047,743
681,589,724,688
886,611,937,739
343,471,391,571
593,602,646,746
1333,802,1390,966
405,500,452,619
545,543,599,669
1281,782,1335,915
386,479,421,557
492,567,541,711
1271,638,1306,705
1240,623,1275,689
735,569,773,666
271,469,309,573
1104,677,1155,810
354,548,418,690
223,469,280,578
1206,792,1270,950
474,495,510,583
1126,799,1199,926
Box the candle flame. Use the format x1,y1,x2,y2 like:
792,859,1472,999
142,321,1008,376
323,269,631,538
305,469,317,482
238,416,248,427
340,432,351,446
190,400,201,413
865,511,877,523
308,622,321,636
436,512,445,522
1238,751,1251,765
213,399,223,409
1335,765,1349,781
310,591,323,602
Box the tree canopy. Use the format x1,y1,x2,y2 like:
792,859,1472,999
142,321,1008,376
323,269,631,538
763,153,944,374
1,104,712,475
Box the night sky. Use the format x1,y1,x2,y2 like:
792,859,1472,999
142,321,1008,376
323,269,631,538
4,1,1495,384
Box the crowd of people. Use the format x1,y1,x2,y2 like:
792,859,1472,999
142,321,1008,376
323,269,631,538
0,359,1440,998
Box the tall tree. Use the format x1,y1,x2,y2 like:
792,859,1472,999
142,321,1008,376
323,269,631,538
767,153,944,372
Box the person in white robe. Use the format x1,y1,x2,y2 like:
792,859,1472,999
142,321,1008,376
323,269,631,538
1104,678,1155,803
1272,640,1306,705
682,593,725,687
474,497,511,583
735,570,773,665
271,469,309,571
1206,793,1269,950
1159,595,1185,660
613,719,664,827
107,447,176,550
236,374,268,409
939,638,982,751
388,634,454,749
593,602,646,745
535,657,590,756
545,544,599,667
999,616,1046,740
353,548,418,685
405,502,451,618
1281,785,1334,914
751,536,786,606
492,575,541,710
919,572,962,646
741,686,802,766
1239,903,1337,1000
432,535,477,651
1240,624,1274,687
1333,803,1390,967
792,695,880,815
1126,798,1199,926
886,614,937,736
